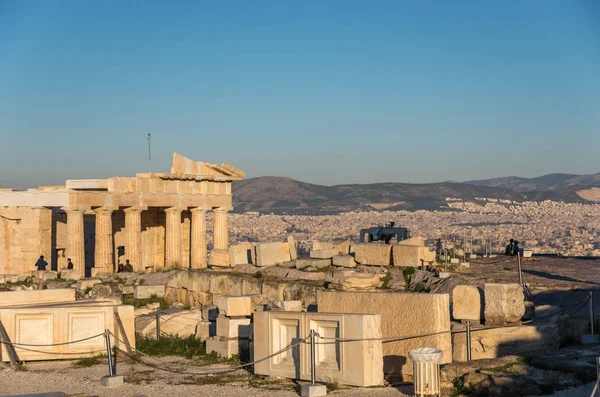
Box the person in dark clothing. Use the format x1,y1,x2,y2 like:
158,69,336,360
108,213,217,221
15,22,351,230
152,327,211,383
505,239,514,256
34,255,48,270
512,240,520,256
117,262,124,273
123,259,134,272
67,258,74,270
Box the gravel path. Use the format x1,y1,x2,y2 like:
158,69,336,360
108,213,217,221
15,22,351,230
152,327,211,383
0,359,413,397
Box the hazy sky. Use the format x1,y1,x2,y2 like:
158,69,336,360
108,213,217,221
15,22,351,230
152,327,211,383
1,1,599,188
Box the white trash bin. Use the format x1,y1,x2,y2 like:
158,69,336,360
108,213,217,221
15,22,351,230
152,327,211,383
408,347,443,397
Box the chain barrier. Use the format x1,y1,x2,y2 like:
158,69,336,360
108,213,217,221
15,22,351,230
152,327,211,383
0,332,106,347
108,330,310,376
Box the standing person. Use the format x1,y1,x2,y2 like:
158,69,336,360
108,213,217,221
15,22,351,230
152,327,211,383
505,239,514,256
123,259,134,272
512,240,520,256
34,255,48,270
67,258,74,270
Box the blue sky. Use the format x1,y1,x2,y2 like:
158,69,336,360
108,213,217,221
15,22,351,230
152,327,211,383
0,1,599,187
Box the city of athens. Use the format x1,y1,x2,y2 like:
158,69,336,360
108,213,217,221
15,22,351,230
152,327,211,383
1,2,599,397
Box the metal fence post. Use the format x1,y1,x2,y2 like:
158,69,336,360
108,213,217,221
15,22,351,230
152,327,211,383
590,291,595,335
466,321,472,362
517,252,523,287
104,329,115,377
156,310,161,341
310,329,316,385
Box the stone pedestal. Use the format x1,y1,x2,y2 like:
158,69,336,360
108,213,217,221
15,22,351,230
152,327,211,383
64,208,85,279
94,207,115,274
209,207,230,267
124,207,143,271
165,207,182,267
301,384,327,397
190,207,207,269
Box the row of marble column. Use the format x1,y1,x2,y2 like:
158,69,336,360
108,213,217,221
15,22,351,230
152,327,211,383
63,206,229,277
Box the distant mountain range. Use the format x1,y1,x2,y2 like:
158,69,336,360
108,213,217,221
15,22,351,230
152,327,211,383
232,172,600,214
466,173,600,192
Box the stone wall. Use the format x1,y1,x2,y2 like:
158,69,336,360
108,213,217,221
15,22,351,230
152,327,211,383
165,270,324,309
0,207,52,275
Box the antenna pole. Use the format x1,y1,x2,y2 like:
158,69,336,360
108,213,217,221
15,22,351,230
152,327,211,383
147,133,151,173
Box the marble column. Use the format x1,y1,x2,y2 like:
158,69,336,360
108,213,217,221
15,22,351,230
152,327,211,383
209,207,231,267
94,207,115,274
64,208,85,278
190,207,207,269
165,207,183,267
124,207,142,271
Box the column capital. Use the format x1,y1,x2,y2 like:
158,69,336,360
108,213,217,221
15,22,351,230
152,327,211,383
190,206,210,213
93,206,118,214
164,206,186,213
213,206,233,213
60,206,88,214
123,206,146,214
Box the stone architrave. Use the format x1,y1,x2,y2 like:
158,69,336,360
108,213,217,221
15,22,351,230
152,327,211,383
317,291,451,376
209,207,231,267
190,207,208,269
124,207,143,271
352,244,392,266
452,285,483,322
63,207,86,278
94,207,116,274
253,311,383,387
165,207,183,267
288,236,298,261
484,283,525,324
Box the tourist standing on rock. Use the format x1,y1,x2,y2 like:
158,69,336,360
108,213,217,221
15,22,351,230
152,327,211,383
505,239,514,256
34,255,48,270
67,258,74,270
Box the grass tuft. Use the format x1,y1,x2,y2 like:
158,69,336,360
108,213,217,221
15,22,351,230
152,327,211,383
136,335,205,359
74,354,107,367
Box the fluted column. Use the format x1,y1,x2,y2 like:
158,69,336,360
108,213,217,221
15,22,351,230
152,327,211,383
209,207,230,267
63,208,85,278
165,207,182,267
124,207,143,271
94,207,115,273
190,207,207,269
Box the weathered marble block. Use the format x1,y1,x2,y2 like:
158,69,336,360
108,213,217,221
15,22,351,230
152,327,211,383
317,291,451,376
352,244,391,266
255,242,286,267
134,285,165,299
214,295,253,317
452,285,483,322
253,311,383,387
484,283,525,324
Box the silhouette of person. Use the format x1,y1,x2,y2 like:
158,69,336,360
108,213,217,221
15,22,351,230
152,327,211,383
123,259,134,272
67,258,74,270
505,239,514,256
34,255,48,270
